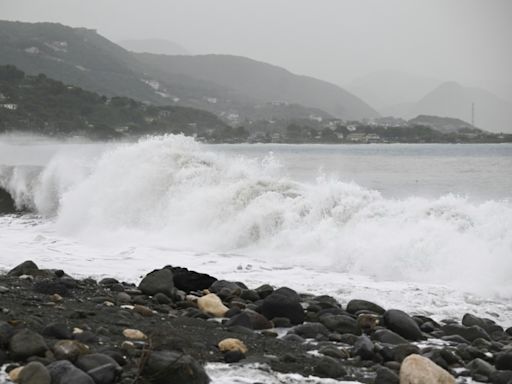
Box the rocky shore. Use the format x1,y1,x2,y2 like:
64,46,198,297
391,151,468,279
1,261,512,384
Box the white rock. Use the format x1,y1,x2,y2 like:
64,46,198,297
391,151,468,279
400,354,455,384
197,293,228,317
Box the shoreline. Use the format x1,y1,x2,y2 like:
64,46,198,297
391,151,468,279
1,261,511,383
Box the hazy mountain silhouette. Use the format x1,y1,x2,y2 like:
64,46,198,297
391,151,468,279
395,82,512,133
347,70,441,111
0,20,378,122
118,38,190,55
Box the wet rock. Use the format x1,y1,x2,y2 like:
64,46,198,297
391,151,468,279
32,280,70,297
153,292,171,305
255,284,274,299
47,360,94,384
346,299,385,315
209,280,241,297
495,351,512,370
166,266,217,293
400,354,455,384
462,313,496,332
52,340,89,361
383,310,423,341
138,268,174,297
292,323,329,339
318,345,349,359
42,323,73,340
390,343,419,363
261,290,305,325
18,361,51,384
467,358,495,379
197,293,228,317
7,261,39,277
352,335,375,360
312,295,341,309
240,289,260,302
320,315,360,335
313,355,347,378
272,317,291,328
0,187,17,214
442,324,491,342
218,338,248,354
490,370,512,384
226,310,272,330
375,366,399,384
76,353,121,384
0,321,15,347
9,329,48,361
133,304,154,317
224,350,245,363
142,350,210,384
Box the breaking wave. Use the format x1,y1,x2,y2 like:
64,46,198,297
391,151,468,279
1,135,511,295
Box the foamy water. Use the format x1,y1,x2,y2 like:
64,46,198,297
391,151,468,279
1,135,512,326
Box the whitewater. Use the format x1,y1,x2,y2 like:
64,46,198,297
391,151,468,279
1,134,512,333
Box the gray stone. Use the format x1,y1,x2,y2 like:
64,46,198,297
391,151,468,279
138,269,174,297
142,350,209,384
383,309,423,341
18,361,51,384
47,360,94,384
9,329,48,360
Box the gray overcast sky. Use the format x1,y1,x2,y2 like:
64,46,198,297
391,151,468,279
1,0,511,92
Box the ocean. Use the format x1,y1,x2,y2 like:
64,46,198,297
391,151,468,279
1,134,511,328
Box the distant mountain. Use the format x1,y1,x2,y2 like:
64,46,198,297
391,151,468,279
118,38,190,55
0,20,377,124
408,115,481,134
398,82,512,133
0,65,227,139
347,70,441,111
136,53,379,121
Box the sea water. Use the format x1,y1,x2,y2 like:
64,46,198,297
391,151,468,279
1,136,512,323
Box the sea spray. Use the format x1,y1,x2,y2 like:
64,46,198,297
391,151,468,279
0,135,511,296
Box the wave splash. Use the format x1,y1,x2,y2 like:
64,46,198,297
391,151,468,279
1,135,511,295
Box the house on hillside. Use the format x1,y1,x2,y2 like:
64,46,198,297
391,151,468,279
1,103,17,110
346,133,366,142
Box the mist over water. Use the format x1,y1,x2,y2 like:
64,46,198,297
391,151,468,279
1,134,512,299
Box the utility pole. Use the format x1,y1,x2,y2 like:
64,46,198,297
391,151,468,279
471,102,475,127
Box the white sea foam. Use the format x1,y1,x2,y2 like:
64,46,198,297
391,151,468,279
1,135,512,331
1,135,511,300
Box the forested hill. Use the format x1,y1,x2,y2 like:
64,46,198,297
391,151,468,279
0,65,228,139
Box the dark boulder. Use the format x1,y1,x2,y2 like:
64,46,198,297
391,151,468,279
375,366,399,384
166,267,217,292
0,187,16,214
462,313,496,332
0,321,15,347
467,358,495,379
292,323,329,339
47,360,94,384
490,370,512,384
346,299,385,315
209,280,242,297
352,335,375,360
42,323,73,340
142,350,210,384
442,324,491,342
254,284,274,299
76,353,121,384
9,329,48,361
261,290,305,325
32,280,71,296
495,351,512,370
383,310,423,341
18,361,51,384
372,329,408,345
138,269,175,297
313,356,347,378
319,315,360,335
7,260,39,277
